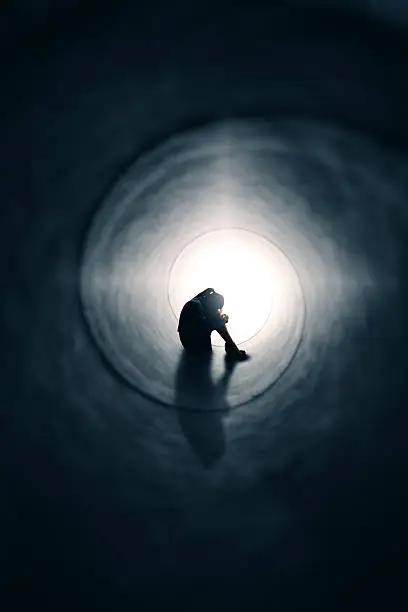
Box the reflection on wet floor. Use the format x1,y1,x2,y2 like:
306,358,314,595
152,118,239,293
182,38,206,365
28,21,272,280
174,350,239,467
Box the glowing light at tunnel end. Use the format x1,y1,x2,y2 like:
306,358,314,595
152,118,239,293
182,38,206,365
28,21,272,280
168,229,289,346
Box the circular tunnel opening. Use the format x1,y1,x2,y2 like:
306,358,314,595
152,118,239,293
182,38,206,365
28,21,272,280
168,228,292,345
79,117,392,412
80,120,320,410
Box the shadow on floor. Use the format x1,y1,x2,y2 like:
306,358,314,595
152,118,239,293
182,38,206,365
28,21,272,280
174,350,238,468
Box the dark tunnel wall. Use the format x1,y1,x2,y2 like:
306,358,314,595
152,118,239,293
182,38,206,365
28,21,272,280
1,1,408,611
3,0,408,42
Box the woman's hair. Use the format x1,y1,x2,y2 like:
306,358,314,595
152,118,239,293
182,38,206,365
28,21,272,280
206,291,224,310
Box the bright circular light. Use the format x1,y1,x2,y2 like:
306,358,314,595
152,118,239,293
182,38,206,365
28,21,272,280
168,229,281,345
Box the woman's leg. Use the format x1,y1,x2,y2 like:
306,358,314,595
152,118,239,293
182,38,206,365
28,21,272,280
179,330,212,353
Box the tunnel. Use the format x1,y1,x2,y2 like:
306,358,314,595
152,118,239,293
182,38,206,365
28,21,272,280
2,1,408,611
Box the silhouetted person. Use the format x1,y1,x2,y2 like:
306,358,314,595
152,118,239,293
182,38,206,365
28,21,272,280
177,288,247,360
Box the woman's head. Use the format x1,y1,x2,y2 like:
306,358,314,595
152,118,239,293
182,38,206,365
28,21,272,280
207,291,224,311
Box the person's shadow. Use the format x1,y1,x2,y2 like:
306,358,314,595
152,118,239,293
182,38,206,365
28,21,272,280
174,350,238,469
